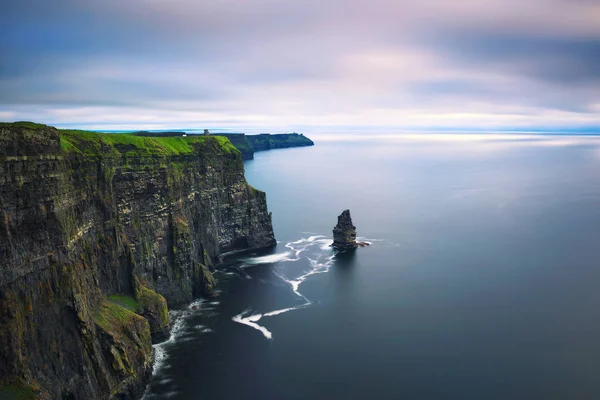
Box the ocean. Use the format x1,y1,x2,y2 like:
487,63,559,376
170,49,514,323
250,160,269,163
143,132,600,399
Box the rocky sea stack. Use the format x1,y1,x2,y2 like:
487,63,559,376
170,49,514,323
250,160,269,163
332,209,369,249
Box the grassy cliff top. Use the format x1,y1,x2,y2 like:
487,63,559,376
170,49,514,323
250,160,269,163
0,121,49,130
60,129,238,157
1,121,239,157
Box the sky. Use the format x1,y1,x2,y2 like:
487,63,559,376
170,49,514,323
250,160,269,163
1,0,599,131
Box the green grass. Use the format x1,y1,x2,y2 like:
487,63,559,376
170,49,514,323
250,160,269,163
108,289,168,330
93,299,153,377
214,134,253,154
0,381,36,400
108,294,138,311
59,129,239,157
0,121,241,157
0,121,48,130
94,300,142,338
0,387,35,400
137,286,169,329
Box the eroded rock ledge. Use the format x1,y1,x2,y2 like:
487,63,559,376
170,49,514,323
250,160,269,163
0,122,276,399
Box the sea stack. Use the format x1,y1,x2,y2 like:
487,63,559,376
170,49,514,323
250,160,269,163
332,209,369,249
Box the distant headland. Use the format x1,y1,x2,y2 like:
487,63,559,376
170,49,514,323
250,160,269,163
132,131,314,160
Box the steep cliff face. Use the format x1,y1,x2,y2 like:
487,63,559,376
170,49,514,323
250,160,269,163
0,122,275,399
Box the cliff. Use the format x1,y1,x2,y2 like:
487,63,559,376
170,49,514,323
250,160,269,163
130,132,314,161
213,133,314,160
0,122,276,399
214,134,255,160
247,133,314,152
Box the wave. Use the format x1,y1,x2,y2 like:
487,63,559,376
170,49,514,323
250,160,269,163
285,235,328,257
232,301,314,339
231,234,337,340
148,299,219,381
356,236,386,244
263,303,312,317
243,251,298,265
232,310,273,339
318,238,334,250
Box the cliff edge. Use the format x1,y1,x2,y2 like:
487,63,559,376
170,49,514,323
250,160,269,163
0,122,276,399
132,131,314,161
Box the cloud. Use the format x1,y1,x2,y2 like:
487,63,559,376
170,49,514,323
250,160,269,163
0,0,599,129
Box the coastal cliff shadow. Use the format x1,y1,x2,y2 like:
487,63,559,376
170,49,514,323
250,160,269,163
332,249,357,270
330,250,358,306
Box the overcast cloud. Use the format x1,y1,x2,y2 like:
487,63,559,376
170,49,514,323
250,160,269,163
1,0,599,130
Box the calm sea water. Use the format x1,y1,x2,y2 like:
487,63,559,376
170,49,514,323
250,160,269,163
143,133,600,400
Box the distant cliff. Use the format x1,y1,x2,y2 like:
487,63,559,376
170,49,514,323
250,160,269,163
131,131,314,161
0,122,276,399
217,133,314,160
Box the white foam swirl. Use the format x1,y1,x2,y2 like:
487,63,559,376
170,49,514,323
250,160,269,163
148,299,218,381
243,251,297,264
232,235,336,340
232,310,273,339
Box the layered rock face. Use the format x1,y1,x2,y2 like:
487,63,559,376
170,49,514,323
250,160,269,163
0,122,276,399
332,209,369,250
332,210,358,249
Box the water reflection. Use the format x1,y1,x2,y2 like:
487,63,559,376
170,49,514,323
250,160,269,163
331,249,358,307
332,249,357,269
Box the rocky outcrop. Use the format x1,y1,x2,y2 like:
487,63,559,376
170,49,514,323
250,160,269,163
0,122,276,399
332,210,368,250
332,210,358,249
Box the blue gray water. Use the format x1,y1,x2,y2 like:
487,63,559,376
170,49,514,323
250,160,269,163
143,133,600,399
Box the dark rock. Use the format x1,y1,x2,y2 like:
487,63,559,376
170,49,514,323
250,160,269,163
0,121,60,156
332,210,358,249
332,210,370,250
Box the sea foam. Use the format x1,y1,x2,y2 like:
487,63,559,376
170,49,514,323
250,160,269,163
231,234,336,340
